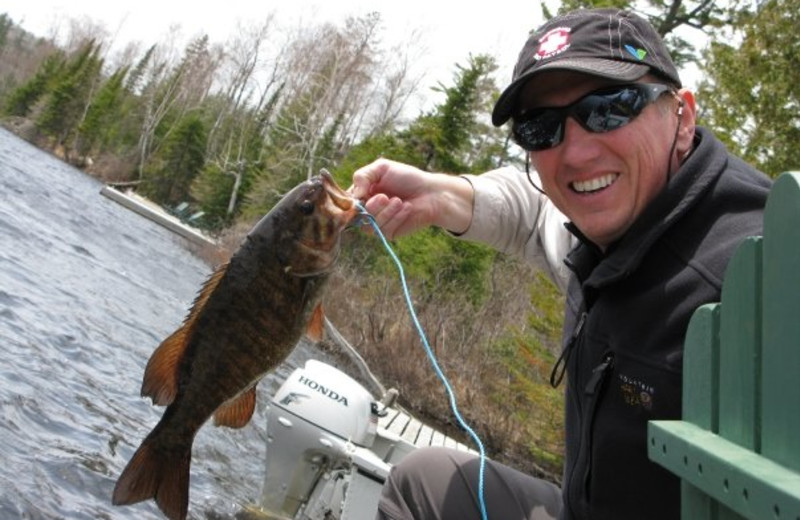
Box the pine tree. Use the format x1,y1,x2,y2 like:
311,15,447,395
125,44,155,94
190,80,285,228
0,14,12,52
396,54,503,174
3,52,65,117
697,0,800,176
430,54,499,172
134,35,219,178
140,112,208,206
189,160,237,229
36,40,103,148
76,65,129,156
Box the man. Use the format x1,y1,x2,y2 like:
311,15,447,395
350,8,772,520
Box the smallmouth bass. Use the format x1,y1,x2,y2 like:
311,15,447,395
112,170,359,520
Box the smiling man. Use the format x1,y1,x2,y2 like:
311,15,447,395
350,8,772,520
513,71,691,248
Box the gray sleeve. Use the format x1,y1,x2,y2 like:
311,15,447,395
457,166,575,293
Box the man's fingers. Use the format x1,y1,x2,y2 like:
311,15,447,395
350,159,391,200
369,196,404,224
360,196,412,240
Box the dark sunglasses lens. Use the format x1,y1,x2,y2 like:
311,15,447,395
576,87,644,132
514,109,564,151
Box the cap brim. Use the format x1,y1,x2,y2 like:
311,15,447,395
491,58,650,126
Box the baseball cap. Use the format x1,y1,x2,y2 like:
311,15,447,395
492,8,681,126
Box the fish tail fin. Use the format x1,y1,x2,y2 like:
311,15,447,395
112,436,191,520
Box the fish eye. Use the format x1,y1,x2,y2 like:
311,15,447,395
299,200,315,215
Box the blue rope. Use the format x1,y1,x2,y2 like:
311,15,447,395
355,202,489,520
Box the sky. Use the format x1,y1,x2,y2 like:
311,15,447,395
4,1,706,114
4,0,552,114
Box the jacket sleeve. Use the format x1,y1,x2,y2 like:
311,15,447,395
457,166,575,293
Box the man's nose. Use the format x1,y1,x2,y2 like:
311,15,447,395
559,116,603,163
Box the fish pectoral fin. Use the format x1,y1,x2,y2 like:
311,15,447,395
305,302,325,343
141,327,189,406
213,386,257,429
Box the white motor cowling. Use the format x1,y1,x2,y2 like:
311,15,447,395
272,359,377,446
259,360,382,519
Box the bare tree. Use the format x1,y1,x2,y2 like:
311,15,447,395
273,12,419,179
201,15,291,217
207,16,275,147
360,27,426,137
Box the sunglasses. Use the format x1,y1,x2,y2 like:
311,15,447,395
511,83,674,151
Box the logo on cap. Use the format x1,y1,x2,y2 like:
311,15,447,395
535,27,572,61
625,44,647,60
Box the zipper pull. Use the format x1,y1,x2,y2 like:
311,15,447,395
585,354,614,395
549,312,587,388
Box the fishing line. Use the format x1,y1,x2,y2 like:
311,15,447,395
355,201,489,520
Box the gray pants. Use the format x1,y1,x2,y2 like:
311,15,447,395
376,447,562,520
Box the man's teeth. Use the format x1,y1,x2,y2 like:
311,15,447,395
572,174,618,193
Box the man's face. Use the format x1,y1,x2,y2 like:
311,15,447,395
518,71,682,249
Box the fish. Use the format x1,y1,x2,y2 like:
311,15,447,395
112,169,359,520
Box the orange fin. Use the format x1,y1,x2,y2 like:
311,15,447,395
141,263,229,406
305,302,325,343
112,436,191,520
213,386,257,428
141,327,187,405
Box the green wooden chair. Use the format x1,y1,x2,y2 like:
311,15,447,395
648,172,800,520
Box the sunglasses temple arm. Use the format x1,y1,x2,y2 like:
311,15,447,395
525,154,548,196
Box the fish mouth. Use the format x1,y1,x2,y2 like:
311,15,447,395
320,170,359,224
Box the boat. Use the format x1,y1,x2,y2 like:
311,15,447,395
247,357,476,520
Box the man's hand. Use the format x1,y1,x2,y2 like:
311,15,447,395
349,158,474,239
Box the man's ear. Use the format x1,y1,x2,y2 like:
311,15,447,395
676,89,697,159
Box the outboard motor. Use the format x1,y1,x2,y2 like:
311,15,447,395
259,360,395,520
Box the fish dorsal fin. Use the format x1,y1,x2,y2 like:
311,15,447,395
305,302,325,343
140,263,229,406
213,386,257,428
185,261,229,328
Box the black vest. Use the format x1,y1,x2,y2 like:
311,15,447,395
557,128,771,520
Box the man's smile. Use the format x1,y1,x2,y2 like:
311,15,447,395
571,173,619,194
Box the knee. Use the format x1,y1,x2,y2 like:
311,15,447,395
387,446,471,487
379,447,468,518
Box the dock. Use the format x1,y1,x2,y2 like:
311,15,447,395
100,185,216,247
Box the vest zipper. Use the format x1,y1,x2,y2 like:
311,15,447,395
582,352,615,501
560,311,588,519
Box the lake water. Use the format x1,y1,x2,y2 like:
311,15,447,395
0,128,323,519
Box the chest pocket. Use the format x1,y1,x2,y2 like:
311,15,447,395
584,348,683,518
606,349,682,419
